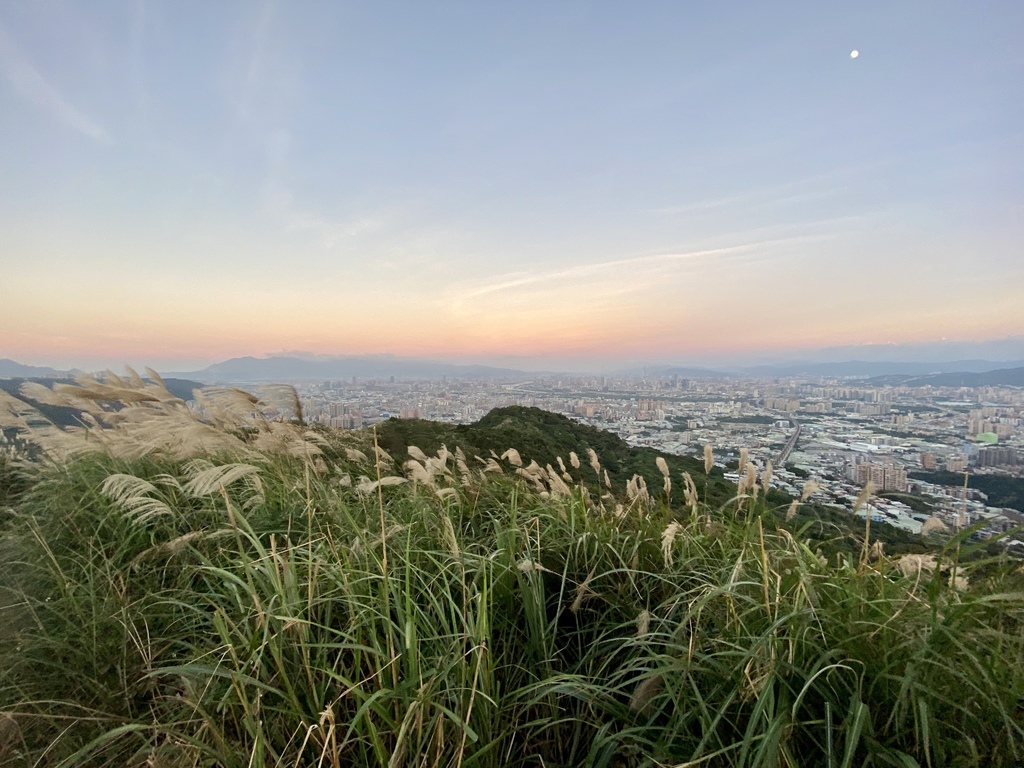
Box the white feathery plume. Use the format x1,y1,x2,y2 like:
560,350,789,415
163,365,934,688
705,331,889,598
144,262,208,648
502,448,523,467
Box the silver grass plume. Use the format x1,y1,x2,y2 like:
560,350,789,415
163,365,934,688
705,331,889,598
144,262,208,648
545,465,572,496
681,471,699,513
656,456,669,477
636,609,652,638
629,674,663,714
661,521,682,568
853,481,874,513
502,448,523,467
345,447,370,464
407,445,430,463
404,459,434,486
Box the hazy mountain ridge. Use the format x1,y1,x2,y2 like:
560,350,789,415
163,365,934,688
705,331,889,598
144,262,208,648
0,359,66,378
730,359,1024,378
168,355,534,383
867,367,1024,388
5,353,1024,383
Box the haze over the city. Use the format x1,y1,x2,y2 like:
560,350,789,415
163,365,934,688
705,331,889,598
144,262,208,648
1,1,1022,372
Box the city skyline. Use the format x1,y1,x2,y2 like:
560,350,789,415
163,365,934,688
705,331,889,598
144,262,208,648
2,2,1022,370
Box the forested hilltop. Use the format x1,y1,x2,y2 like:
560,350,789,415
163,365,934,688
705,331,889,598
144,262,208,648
1,373,1022,767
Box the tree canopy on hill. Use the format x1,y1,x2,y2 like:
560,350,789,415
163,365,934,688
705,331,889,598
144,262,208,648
375,405,751,510
910,470,1024,514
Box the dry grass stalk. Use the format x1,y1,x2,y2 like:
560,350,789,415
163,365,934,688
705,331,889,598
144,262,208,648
569,451,580,469
896,554,938,577
570,569,596,613
744,462,758,502
661,522,682,568
681,472,698,513
0,712,24,764
440,513,460,558
636,609,652,638
921,516,949,535
587,448,601,476
626,476,639,502
356,475,408,494
703,444,714,475
853,481,874,513
855,481,875,570
629,674,663,714
869,540,885,561
785,499,799,521
516,558,548,573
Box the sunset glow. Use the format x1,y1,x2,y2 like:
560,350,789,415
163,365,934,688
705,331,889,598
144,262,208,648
1,2,1022,372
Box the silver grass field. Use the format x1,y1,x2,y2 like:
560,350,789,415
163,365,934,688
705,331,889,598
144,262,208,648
0,373,1023,767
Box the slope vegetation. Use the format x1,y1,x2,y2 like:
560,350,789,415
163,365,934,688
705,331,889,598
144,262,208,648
0,375,1021,767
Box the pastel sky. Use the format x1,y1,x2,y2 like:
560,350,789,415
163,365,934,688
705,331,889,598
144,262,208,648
1,1,1022,371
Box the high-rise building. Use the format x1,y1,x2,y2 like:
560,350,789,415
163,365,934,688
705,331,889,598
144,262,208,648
854,461,908,492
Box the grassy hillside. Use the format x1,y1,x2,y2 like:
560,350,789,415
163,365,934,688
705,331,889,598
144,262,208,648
1,376,1023,767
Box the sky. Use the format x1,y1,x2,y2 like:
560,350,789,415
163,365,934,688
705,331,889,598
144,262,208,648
1,1,1022,373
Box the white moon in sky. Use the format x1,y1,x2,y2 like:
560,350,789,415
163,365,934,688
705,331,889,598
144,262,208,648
850,50,859,59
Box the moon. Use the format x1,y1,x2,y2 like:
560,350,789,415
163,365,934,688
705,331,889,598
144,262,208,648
850,50,859,59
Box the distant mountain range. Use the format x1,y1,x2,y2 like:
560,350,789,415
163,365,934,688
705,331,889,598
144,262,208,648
0,359,66,378
728,359,1024,378
167,355,533,383
866,367,1024,388
4,354,1024,386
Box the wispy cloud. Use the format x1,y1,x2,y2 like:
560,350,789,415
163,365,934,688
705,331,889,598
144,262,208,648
448,220,856,312
648,167,888,218
458,244,748,302
0,22,110,143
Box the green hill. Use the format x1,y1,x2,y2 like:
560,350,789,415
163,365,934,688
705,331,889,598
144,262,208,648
372,406,924,553
374,405,738,506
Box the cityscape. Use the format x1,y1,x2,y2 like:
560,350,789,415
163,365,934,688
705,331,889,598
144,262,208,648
278,371,1024,543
